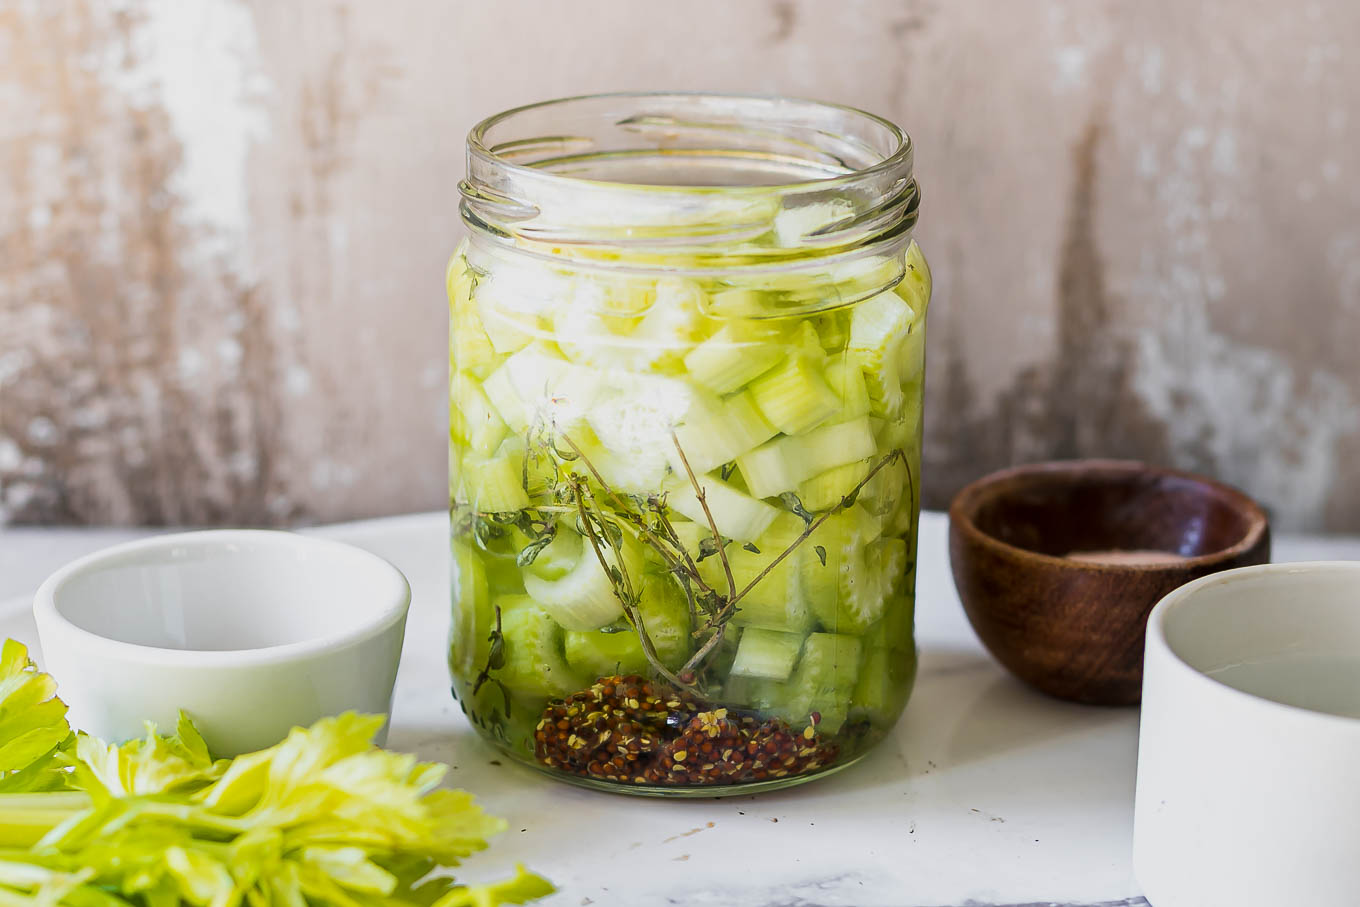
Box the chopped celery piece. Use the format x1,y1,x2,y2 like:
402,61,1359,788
802,509,904,634
670,391,778,475
482,344,599,434
449,542,490,676
448,263,499,378
563,576,691,678
848,290,916,419
522,532,640,630
896,239,932,316
476,300,539,355
703,514,812,634
523,528,583,581
584,376,696,486
824,358,871,419
798,458,872,512
900,321,925,385
663,474,779,542
471,262,572,354
496,595,585,698
556,276,706,372
568,426,671,494
868,419,923,535
772,632,863,734
733,441,802,502
564,626,646,681
866,589,917,656
851,644,915,728
460,454,530,513
737,417,877,499
450,375,508,457
481,362,528,434
626,276,707,370
682,321,786,394
884,581,917,652
730,627,805,680
635,577,693,668
798,416,877,476
748,354,840,435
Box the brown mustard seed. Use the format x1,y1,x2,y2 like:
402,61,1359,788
534,675,839,787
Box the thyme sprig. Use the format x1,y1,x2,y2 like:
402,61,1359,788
453,413,915,694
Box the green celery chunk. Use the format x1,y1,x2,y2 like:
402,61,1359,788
670,390,778,475
851,643,916,729
748,354,840,435
522,528,582,581
824,358,872,419
460,453,530,513
663,474,779,542
556,275,706,373
702,513,812,633
490,596,585,701
771,632,864,734
848,290,917,419
802,507,906,634
682,321,786,394
449,542,492,677
797,458,873,512
584,376,697,489
482,343,599,435
730,627,805,680
737,417,877,499
522,530,640,630
450,375,508,458
448,258,500,379
563,576,692,678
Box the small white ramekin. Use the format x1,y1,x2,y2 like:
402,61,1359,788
1133,561,1360,907
33,530,410,756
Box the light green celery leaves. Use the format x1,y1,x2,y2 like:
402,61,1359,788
434,864,556,907
70,713,226,798
0,640,72,793
6,706,549,907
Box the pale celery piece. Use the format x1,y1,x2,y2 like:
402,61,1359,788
449,241,929,791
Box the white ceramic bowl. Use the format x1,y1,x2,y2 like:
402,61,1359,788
33,530,411,757
1133,561,1360,907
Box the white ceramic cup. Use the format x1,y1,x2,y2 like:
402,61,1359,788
33,530,410,757
1133,561,1360,907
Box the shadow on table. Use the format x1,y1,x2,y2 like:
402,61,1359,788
809,644,1139,795
940,672,1138,771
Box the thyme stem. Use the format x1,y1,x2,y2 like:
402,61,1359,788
670,432,737,602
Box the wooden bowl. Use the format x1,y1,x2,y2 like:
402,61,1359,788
948,460,1270,705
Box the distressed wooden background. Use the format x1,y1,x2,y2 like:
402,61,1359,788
2,0,1358,530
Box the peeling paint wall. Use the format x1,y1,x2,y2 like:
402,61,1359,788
2,0,1358,530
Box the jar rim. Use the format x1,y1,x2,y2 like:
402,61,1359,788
466,90,913,194
459,91,919,276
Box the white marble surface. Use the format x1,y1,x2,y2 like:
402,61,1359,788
2,513,1357,907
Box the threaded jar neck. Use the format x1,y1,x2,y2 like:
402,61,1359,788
460,92,919,278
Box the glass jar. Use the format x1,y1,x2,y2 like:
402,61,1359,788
447,93,929,796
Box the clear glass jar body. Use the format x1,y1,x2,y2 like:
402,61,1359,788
448,94,929,795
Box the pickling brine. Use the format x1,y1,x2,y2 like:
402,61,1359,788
449,93,929,795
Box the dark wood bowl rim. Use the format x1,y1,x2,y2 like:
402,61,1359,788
948,459,1270,573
